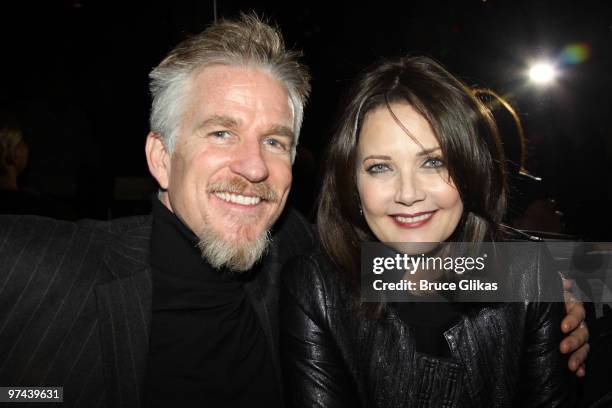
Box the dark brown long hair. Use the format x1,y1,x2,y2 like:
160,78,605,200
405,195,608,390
317,56,507,309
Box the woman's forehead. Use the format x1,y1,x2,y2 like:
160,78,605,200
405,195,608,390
358,103,440,153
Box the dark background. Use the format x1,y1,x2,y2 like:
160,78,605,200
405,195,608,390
1,0,611,239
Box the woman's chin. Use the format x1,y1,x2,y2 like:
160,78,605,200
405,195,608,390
388,241,440,255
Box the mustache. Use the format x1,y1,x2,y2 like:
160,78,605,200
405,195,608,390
207,178,278,202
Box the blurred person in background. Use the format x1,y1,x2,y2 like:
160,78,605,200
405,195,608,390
0,111,71,218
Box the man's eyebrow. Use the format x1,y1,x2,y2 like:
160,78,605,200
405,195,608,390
196,116,294,141
199,115,241,129
266,125,295,141
362,155,392,162
417,147,441,156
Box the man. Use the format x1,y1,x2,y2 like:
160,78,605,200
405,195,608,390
0,13,588,408
140,13,311,407
0,14,311,407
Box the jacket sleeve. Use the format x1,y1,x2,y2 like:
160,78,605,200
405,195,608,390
280,255,359,408
516,246,577,407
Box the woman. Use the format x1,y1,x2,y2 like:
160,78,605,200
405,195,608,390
280,56,577,407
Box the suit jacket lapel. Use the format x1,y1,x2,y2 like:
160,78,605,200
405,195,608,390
96,220,153,408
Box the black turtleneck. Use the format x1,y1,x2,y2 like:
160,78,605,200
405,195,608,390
143,199,279,407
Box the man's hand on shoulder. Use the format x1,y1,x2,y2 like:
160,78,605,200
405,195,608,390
560,278,588,378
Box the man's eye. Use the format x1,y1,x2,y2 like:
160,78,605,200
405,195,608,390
366,163,390,173
210,130,230,138
264,138,288,151
423,157,445,168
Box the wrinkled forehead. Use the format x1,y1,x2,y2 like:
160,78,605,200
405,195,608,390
191,65,292,109
176,65,295,137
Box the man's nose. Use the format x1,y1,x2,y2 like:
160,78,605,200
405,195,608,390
229,139,269,182
395,172,426,206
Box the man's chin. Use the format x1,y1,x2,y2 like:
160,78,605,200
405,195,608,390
196,227,272,272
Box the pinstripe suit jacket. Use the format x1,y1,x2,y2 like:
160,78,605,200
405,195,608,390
0,209,315,407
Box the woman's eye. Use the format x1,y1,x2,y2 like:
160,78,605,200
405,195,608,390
423,157,445,168
366,163,390,173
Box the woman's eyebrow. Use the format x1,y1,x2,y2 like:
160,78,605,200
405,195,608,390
417,147,441,156
362,154,392,162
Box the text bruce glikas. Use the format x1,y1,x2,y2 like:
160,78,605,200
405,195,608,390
371,253,499,292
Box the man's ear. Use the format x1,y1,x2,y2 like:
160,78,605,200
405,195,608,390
145,132,171,190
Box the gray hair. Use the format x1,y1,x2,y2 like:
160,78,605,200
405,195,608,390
149,13,311,159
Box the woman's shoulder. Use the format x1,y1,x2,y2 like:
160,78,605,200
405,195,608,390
494,241,563,302
498,240,552,268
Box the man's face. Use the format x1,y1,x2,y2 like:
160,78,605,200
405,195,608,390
149,65,294,270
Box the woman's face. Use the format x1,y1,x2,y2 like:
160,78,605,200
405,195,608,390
356,102,463,244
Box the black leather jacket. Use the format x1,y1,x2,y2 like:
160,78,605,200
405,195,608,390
280,245,576,407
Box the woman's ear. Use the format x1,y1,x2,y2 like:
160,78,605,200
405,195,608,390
145,132,171,190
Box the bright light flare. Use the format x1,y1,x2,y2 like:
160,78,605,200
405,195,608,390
528,62,557,85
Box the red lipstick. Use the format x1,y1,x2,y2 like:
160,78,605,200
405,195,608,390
389,210,437,228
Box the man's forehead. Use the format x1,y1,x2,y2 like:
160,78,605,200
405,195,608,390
192,65,287,99
186,65,293,126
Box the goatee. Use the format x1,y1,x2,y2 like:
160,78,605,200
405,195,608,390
196,221,272,272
